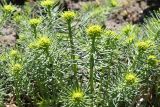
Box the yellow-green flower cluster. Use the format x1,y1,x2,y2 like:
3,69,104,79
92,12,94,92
10,50,20,59
104,30,120,40
3,5,15,13
71,89,84,103
137,40,152,51
105,30,116,37
122,24,134,35
29,42,38,49
147,55,158,66
125,73,138,85
11,63,22,73
14,15,23,23
0,54,7,62
125,35,135,44
111,0,119,7
86,25,102,37
61,11,76,22
37,36,51,49
18,34,27,42
29,36,51,50
41,0,55,8
29,18,42,27
37,100,48,107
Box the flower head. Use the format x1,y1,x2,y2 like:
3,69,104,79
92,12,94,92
105,30,116,37
41,0,55,8
111,0,119,7
37,36,51,49
29,42,39,49
61,87,87,107
125,73,138,85
86,25,102,37
137,40,152,51
29,36,51,50
104,30,120,40
147,55,158,66
11,63,22,73
122,24,134,35
125,35,135,44
3,5,15,13
29,18,42,27
14,15,23,23
0,54,7,62
10,50,19,59
71,88,84,103
61,11,76,22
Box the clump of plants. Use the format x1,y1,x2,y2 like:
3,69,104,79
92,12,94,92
0,1,160,107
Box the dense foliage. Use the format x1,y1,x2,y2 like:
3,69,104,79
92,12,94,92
0,0,160,107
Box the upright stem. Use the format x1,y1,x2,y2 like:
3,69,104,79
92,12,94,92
15,74,21,107
33,26,37,38
90,37,95,107
47,6,52,18
67,21,78,85
101,67,105,107
106,65,111,105
131,51,142,70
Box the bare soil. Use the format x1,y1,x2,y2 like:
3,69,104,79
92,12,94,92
64,0,160,29
105,0,160,29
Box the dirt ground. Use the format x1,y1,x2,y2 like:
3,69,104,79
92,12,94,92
105,0,160,29
64,0,160,29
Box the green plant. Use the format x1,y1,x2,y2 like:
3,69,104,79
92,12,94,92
61,11,78,86
86,24,102,107
0,1,160,107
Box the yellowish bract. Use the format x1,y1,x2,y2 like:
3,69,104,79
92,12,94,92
3,5,15,13
122,24,134,34
105,30,117,37
14,15,23,23
29,42,39,49
86,25,102,37
10,50,19,58
148,55,156,60
111,0,119,7
41,0,54,7
11,64,22,73
61,11,76,22
37,36,51,49
137,40,151,51
29,36,51,50
0,54,7,61
125,73,137,85
147,55,158,66
29,18,42,27
125,35,135,44
71,89,84,103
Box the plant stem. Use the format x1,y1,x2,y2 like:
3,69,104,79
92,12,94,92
67,21,78,85
47,6,52,18
33,26,37,38
15,74,21,107
90,37,95,107
101,67,105,107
